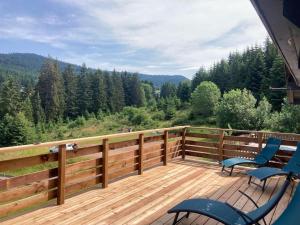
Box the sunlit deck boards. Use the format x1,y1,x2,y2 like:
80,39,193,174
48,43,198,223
1,159,295,225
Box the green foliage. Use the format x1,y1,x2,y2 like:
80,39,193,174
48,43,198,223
37,58,64,122
160,82,177,98
0,78,22,117
191,38,286,109
0,113,34,147
177,81,191,102
266,100,300,133
256,97,272,129
121,107,153,126
216,89,257,130
191,81,221,116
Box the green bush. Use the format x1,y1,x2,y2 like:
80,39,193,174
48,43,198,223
191,81,221,116
216,89,257,130
266,99,300,133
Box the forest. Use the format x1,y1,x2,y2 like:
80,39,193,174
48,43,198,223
0,38,299,147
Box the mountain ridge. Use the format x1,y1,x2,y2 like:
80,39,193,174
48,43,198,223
0,53,188,87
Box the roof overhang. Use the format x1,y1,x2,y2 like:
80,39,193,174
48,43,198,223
250,0,300,103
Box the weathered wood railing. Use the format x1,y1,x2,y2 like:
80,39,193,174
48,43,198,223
0,126,299,218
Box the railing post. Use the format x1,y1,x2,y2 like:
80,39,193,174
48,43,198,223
181,127,187,160
102,138,109,188
257,132,263,152
164,130,168,166
57,144,66,205
138,133,144,175
218,130,225,162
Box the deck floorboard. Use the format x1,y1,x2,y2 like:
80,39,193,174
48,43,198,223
0,158,295,225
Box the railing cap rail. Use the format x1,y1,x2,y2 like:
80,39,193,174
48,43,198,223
0,126,190,153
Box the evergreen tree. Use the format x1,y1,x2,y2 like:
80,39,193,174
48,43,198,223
160,82,177,98
90,70,107,113
269,56,286,110
0,77,22,117
62,65,78,118
177,81,191,102
110,70,125,112
31,90,45,124
191,67,209,91
76,63,92,115
36,58,64,122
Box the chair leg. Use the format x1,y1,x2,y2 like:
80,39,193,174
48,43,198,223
221,165,225,173
186,212,190,218
262,179,267,191
229,166,234,176
248,176,252,185
172,213,179,225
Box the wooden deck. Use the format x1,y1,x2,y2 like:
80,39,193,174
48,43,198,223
0,159,295,225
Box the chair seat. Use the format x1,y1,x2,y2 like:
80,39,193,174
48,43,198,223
247,167,288,181
222,158,257,168
168,198,250,225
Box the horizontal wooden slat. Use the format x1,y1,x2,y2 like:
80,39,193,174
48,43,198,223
185,145,219,154
108,157,139,171
185,140,218,148
65,175,102,196
0,178,57,204
185,150,219,160
0,153,58,172
0,168,57,191
109,164,139,180
0,189,57,217
109,149,139,162
186,133,219,139
66,158,102,175
222,149,255,158
223,144,258,152
109,139,138,150
144,156,164,169
144,149,164,160
223,136,257,143
66,167,101,186
67,145,102,158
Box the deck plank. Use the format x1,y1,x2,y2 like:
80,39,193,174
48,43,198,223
0,159,293,225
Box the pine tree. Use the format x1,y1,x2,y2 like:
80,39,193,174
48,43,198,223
31,90,45,124
76,64,91,115
177,81,191,102
90,70,107,113
0,77,22,117
160,82,177,98
36,58,64,122
191,67,209,91
110,70,125,112
62,65,78,118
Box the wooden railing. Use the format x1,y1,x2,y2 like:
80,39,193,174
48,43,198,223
0,125,299,218
0,126,185,217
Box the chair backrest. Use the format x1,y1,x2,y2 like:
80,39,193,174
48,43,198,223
247,177,290,223
272,183,300,225
254,137,281,164
283,142,300,175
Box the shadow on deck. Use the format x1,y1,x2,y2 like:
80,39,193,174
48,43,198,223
1,158,296,225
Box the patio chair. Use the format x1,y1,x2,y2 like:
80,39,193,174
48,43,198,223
272,181,299,225
247,142,300,191
168,175,291,225
221,137,281,176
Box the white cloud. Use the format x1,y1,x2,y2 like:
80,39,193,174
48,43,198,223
1,0,268,77
56,0,268,77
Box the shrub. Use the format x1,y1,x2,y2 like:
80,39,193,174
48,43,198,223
216,89,257,130
191,81,221,116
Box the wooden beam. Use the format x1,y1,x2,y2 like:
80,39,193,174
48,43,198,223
218,130,225,162
181,127,187,160
257,132,263,152
138,133,144,175
102,138,109,188
163,131,168,166
57,144,66,205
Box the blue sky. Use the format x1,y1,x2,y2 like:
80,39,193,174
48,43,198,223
0,0,268,78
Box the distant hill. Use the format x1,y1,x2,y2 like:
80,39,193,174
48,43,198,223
0,53,188,87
